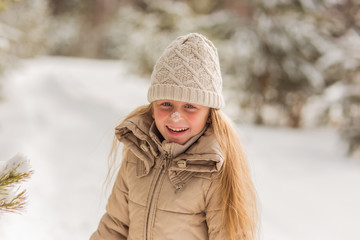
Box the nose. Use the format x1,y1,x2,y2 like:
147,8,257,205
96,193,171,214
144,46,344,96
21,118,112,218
170,111,182,122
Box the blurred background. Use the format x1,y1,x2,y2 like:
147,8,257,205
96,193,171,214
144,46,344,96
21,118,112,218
1,0,359,155
0,0,360,239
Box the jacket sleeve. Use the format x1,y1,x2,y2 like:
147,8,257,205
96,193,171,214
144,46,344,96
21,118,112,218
90,159,130,240
205,176,226,240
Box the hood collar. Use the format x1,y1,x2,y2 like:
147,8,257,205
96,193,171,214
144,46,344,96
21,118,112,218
115,112,224,181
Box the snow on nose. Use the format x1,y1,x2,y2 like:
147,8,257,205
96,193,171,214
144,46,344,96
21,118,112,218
170,112,182,122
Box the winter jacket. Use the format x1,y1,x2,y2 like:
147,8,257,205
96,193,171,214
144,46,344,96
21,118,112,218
90,112,225,240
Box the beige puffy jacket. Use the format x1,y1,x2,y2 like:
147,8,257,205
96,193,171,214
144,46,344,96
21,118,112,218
91,113,225,240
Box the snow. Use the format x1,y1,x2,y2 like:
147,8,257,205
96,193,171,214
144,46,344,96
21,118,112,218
0,56,360,240
1,153,31,176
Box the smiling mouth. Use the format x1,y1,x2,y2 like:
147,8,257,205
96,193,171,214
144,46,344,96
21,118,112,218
167,126,189,132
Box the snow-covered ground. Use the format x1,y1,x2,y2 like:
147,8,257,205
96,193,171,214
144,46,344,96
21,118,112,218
0,57,359,240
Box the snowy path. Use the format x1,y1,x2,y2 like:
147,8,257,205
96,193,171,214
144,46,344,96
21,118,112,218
0,57,359,240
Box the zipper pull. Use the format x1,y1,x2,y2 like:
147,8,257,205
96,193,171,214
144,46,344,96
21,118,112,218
160,151,171,169
174,183,185,194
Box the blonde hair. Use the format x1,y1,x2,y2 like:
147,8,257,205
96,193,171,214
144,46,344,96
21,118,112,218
107,104,258,240
210,108,258,240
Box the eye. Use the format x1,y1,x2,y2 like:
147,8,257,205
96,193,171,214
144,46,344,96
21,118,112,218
160,102,172,107
185,104,196,109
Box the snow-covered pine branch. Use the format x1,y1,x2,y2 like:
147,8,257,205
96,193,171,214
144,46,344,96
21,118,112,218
0,153,33,213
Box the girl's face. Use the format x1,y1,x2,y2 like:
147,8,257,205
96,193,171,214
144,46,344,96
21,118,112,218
152,100,210,145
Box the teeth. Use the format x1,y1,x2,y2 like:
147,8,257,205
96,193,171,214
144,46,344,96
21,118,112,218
168,126,188,132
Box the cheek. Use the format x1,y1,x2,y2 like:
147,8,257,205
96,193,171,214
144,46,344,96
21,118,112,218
186,114,199,122
153,109,168,123
187,113,207,129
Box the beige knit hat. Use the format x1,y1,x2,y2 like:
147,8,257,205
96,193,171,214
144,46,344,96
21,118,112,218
147,33,225,109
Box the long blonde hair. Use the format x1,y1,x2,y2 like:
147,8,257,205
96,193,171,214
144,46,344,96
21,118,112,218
107,104,258,240
210,108,258,240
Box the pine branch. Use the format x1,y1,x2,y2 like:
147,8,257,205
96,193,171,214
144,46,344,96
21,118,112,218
0,189,27,213
0,153,33,214
0,170,32,186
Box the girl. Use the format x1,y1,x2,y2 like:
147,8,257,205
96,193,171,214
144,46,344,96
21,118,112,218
91,33,258,240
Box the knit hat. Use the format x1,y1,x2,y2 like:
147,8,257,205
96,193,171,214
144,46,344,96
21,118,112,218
147,33,225,109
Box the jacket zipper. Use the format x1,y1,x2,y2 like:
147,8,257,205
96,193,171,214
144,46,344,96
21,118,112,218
145,152,169,240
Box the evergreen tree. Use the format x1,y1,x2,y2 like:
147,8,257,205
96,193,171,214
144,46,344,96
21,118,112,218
240,0,360,156
0,0,48,75
0,0,48,99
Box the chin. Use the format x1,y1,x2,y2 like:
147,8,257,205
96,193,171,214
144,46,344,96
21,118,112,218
166,136,189,145
167,138,185,145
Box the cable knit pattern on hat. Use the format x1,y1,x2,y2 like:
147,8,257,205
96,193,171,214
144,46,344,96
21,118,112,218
147,33,225,109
